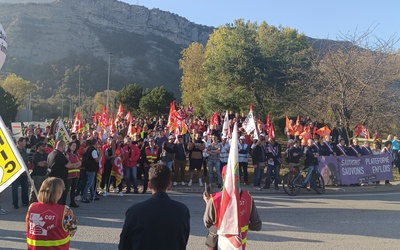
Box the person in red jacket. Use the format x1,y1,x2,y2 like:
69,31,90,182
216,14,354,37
122,136,141,194
26,177,77,250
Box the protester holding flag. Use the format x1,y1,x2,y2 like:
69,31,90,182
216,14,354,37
203,123,262,250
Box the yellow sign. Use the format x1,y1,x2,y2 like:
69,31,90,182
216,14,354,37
0,116,26,192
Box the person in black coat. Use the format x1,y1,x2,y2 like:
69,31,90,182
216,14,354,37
119,164,190,250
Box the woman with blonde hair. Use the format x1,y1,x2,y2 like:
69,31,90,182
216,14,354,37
26,177,77,250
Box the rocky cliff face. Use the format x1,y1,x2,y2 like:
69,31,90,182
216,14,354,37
0,0,214,97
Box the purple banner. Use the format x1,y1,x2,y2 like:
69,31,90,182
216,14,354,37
317,153,393,185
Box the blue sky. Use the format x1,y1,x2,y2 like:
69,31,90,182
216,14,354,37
122,0,400,49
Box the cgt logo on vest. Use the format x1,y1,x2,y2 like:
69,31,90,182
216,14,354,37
29,210,59,236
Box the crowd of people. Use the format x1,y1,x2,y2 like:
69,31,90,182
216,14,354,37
4,108,400,211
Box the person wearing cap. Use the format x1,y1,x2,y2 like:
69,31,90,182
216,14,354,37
29,141,48,204
161,135,177,171
202,131,211,177
219,135,230,175
238,135,250,185
203,165,262,249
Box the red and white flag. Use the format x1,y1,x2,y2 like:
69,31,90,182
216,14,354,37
72,112,84,133
99,105,109,129
117,103,124,118
217,123,242,250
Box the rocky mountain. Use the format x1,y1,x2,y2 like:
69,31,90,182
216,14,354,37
0,0,214,98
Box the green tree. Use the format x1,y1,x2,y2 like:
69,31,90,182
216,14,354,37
117,83,143,114
0,86,18,125
179,42,206,114
0,73,38,107
93,90,119,114
139,86,174,117
203,19,264,114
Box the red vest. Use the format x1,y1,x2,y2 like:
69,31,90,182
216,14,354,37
211,190,252,249
67,152,80,179
26,202,70,250
145,146,159,165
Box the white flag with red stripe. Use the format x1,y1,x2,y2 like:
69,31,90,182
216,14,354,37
217,123,242,250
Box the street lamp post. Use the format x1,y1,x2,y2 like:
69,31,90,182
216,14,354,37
106,52,111,113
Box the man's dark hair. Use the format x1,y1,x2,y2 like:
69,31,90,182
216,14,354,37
149,164,171,191
18,137,26,143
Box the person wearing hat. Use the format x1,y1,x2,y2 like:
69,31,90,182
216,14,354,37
29,141,49,204
161,135,177,171
238,135,250,185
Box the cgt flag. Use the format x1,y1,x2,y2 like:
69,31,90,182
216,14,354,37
217,122,241,249
242,103,256,135
72,112,84,133
0,116,29,193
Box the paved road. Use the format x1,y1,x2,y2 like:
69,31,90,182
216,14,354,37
1,184,399,250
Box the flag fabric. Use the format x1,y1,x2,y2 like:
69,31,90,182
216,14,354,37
167,101,176,131
125,111,132,123
222,110,230,138
0,116,29,193
111,147,124,187
285,115,294,135
315,125,332,138
242,103,256,135
217,122,241,249
212,112,219,126
266,113,272,131
117,103,124,118
72,112,84,133
269,123,275,139
355,122,370,139
100,105,109,129
97,149,105,186
56,120,71,142
109,113,116,134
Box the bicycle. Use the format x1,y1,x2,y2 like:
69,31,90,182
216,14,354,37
282,165,325,196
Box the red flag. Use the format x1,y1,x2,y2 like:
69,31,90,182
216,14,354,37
217,123,241,249
125,111,132,123
355,122,370,139
110,112,116,134
117,103,124,118
100,105,109,128
266,113,272,130
212,112,219,126
111,155,124,187
167,101,176,131
285,115,294,135
269,123,275,139
315,125,331,138
72,112,84,133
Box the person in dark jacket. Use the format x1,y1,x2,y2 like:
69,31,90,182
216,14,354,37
119,164,190,250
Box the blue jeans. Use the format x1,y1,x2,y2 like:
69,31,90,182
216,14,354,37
83,171,96,200
162,161,173,171
208,160,221,185
125,166,138,192
265,164,281,188
304,165,315,185
253,162,265,187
